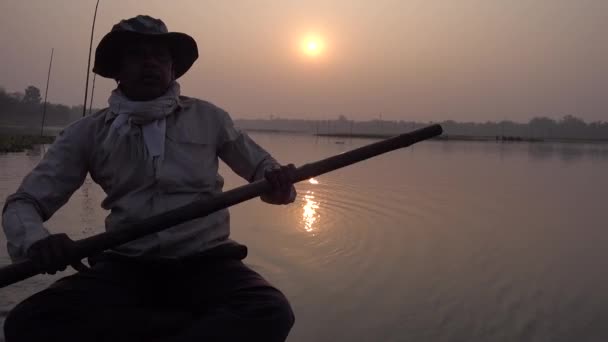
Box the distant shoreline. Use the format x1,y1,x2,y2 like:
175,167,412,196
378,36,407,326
0,135,54,152
0,125,63,136
317,133,544,142
242,128,608,144
1,126,606,154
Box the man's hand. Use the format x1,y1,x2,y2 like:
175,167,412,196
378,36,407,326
261,164,297,205
26,233,89,274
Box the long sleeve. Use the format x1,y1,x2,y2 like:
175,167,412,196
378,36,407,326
2,120,90,261
216,110,280,182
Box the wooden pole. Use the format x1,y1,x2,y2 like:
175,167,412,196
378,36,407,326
0,125,443,288
88,73,96,115
40,48,54,136
82,0,100,117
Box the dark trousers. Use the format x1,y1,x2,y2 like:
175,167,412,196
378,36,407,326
4,249,295,342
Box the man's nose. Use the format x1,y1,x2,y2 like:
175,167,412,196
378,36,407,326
141,53,162,66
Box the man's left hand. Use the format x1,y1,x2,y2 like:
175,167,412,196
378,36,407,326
261,164,297,205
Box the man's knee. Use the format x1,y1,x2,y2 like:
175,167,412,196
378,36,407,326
274,290,295,331
4,289,77,342
254,287,295,337
4,298,39,341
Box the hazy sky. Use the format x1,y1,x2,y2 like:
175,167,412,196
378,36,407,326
1,0,607,122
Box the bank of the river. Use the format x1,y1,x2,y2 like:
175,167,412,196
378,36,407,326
241,128,608,143
314,132,608,144
315,133,544,142
0,135,55,153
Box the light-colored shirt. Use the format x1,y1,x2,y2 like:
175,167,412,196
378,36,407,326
2,96,279,261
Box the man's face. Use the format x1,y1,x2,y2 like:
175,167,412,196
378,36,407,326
116,39,174,101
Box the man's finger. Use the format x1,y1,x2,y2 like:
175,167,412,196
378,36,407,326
39,243,54,273
27,247,43,270
50,236,71,273
278,166,290,191
289,186,297,203
276,172,286,192
284,164,296,190
282,190,291,204
286,164,296,182
266,169,280,190
71,261,90,273
49,236,66,263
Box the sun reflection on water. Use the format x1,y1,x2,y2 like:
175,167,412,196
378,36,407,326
302,178,321,232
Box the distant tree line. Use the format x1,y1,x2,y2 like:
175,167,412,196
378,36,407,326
2,85,606,141
0,86,91,130
236,114,608,141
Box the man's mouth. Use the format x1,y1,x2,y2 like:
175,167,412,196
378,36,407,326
141,72,161,82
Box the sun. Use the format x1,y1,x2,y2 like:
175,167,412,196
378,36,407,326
300,35,325,58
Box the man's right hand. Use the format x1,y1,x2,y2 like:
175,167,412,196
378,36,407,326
26,233,89,274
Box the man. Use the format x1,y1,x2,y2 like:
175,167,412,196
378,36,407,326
2,15,296,341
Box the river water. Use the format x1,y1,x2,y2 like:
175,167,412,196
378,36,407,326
1,133,607,341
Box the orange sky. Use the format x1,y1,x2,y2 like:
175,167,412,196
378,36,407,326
0,0,607,122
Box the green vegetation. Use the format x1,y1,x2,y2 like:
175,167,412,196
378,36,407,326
315,133,544,142
236,116,608,142
1,85,99,130
0,135,55,153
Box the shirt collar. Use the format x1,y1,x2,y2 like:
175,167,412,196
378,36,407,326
103,96,182,124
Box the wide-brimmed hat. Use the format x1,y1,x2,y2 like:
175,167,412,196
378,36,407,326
93,15,198,79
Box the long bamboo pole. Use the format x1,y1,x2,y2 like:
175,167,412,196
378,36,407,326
82,0,100,117
40,48,54,136
88,73,96,115
0,124,442,288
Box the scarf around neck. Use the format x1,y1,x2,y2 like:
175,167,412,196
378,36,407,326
103,82,180,170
